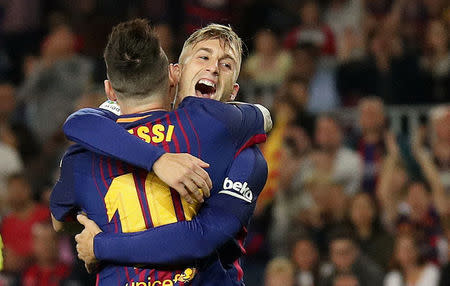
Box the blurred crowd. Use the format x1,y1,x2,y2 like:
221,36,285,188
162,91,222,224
0,0,448,285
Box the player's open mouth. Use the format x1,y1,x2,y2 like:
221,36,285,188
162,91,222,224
195,79,216,98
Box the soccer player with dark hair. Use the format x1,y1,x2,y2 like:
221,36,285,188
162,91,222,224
50,19,269,285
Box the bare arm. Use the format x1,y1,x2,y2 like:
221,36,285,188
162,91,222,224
411,127,447,216
377,132,401,232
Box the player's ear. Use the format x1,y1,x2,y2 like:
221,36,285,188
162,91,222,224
230,83,239,101
104,80,118,101
169,64,181,87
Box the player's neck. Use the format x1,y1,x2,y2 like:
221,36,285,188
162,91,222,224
119,98,168,115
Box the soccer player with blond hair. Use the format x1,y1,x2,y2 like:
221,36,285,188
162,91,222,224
51,20,270,285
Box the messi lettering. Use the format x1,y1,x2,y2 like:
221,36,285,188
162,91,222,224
128,124,174,143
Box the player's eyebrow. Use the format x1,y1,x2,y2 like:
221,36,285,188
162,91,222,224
220,54,236,64
196,47,213,54
195,47,237,64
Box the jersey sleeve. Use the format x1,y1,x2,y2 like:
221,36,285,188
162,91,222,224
49,151,78,221
183,98,269,152
63,108,166,171
93,147,267,265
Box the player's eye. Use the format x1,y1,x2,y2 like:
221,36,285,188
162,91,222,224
199,56,209,60
221,62,232,70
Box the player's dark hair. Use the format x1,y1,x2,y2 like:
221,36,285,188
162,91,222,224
104,18,168,99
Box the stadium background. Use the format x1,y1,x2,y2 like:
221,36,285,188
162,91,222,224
0,0,448,285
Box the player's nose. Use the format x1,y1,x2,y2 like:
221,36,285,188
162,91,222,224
205,61,219,75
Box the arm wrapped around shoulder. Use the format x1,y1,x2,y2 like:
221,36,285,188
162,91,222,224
228,101,273,133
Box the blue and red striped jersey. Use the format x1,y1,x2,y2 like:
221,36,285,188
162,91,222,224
50,97,266,285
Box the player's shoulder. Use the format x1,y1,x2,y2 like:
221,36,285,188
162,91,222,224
64,143,88,157
59,144,92,171
180,96,240,113
65,107,119,124
179,96,264,123
228,102,272,133
77,107,118,118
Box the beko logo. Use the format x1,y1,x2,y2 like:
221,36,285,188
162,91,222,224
218,177,253,203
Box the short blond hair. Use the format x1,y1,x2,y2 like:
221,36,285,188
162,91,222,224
179,24,243,78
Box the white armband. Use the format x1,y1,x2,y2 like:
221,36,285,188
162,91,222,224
254,104,272,133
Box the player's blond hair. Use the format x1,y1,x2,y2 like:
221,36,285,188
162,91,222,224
179,24,243,80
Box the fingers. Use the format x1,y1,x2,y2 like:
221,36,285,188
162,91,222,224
173,183,195,204
191,156,210,169
189,157,212,195
182,179,204,203
77,214,102,234
196,165,212,192
77,214,89,226
179,154,212,201
85,263,93,274
75,233,81,243
190,165,211,196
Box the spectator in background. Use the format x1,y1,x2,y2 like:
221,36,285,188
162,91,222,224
154,23,177,63
284,0,336,56
22,222,70,286
17,22,93,145
333,273,360,286
392,126,447,264
0,84,23,210
257,78,313,215
313,114,362,197
268,127,310,256
421,19,449,103
319,228,384,286
424,0,448,19
277,75,316,137
289,174,347,255
396,181,444,263
0,82,39,166
371,1,426,104
349,97,386,195
384,234,440,286
290,43,339,113
349,193,394,270
376,132,410,232
428,107,450,193
324,0,364,61
338,0,428,105
0,174,49,280
244,114,305,286
0,0,43,83
181,0,234,36
264,257,295,286
291,234,320,286
243,28,292,86
378,128,446,263
411,122,448,217
439,219,450,286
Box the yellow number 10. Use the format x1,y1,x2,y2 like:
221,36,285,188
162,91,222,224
104,173,198,233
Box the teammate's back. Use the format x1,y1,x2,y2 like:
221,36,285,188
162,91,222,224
51,96,266,284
